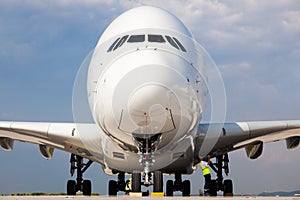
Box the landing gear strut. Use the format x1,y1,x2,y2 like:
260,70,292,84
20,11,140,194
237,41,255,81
209,153,233,196
108,134,164,196
67,154,93,196
165,173,191,196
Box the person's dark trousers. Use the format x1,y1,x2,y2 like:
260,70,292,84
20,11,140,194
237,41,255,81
204,174,211,195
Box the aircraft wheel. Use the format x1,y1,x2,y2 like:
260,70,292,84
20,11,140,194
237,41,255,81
67,180,76,195
132,172,141,192
209,180,217,196
108,180,118,196
182,180,191,196
82,180,92,196
223,179,233,196
166,180,174,196
153,171,163,192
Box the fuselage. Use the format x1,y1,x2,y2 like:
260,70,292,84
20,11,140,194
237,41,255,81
86,6,208,173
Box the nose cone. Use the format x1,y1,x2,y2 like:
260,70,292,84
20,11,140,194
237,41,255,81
129,84,170,116
129,84,171,129
106,63,182,136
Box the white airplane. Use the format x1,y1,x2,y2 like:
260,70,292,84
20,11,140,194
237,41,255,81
1,6,300,196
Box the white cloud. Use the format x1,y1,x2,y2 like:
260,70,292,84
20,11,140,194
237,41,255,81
280,10,300,33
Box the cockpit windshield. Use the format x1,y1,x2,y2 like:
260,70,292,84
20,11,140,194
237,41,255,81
107,34,186,52
148,34,166,43
173,37,186,52
127,35,145,43
165,35,179,50
113,35,129,51
107,38,120,52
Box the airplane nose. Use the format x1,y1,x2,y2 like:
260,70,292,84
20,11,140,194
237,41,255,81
128,84,171,128
96,51,203,139
109,64,184,136
129,84,170,116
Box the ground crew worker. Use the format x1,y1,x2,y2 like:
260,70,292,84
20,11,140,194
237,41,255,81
125,178,132,195
200,155,211,196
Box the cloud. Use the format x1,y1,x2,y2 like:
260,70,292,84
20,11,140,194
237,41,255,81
280,10,300,33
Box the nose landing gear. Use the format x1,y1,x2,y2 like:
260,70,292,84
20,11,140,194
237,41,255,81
108,134,164,196
108,171,163,196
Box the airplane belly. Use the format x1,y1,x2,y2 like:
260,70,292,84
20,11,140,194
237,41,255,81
102,134,196,173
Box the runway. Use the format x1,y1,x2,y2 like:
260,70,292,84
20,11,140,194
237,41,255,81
1,196,300,200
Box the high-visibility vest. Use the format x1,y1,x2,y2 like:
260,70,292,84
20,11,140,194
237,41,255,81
125,178,132,191
200,161,211,175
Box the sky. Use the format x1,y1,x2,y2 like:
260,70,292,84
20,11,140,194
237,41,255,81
0,0,300,195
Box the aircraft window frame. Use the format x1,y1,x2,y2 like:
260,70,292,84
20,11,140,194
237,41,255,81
173,37,187,52
113,35,129,51
165,35,180,50
148,34,166,43
107,37,120,52
127,35,145,43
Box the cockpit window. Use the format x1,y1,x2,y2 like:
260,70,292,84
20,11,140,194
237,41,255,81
173,37,187,52
107,35,186,53
107,38,120,52
165,35,179,50
113,35,129,51
148,34,166,43
127,35,145,43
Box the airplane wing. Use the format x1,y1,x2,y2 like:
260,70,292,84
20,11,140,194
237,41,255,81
0,121,104,163
2,120,300,167
195,120,300,160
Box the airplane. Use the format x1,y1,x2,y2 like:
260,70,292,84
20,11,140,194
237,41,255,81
1,6,300,197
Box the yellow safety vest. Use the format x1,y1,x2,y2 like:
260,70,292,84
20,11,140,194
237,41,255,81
200,161,211,175
125,179,132,191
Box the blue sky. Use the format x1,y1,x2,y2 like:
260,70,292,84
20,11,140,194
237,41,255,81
0,0,300,195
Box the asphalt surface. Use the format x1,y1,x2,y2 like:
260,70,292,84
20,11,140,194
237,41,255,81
1,196,300,200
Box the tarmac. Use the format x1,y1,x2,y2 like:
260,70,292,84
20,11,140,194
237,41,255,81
1,196,300,200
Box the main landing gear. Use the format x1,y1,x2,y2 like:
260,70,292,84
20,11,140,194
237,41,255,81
108,173,127,195
166,173,191,196
209,153,233,196
66,154,93,196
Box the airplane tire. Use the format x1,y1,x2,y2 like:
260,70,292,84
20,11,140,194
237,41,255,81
223,179,233,196
131,172,141,192
166,180,174,196
108,180,118,196
182,180,191,196
153,171,163,192
209,180,217,196
67,180,76,196
82,180,92,196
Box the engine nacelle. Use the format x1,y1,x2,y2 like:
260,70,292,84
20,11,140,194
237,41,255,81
286,136,300,150
245,141,263,159
39,145,54,160
0,137,14,151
